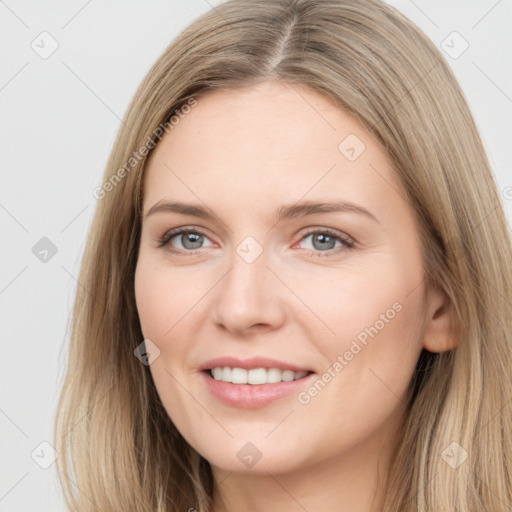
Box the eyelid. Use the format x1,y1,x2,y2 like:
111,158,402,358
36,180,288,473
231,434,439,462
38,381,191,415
298,226,354,245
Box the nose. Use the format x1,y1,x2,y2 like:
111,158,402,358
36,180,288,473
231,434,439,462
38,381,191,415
210,245,287,336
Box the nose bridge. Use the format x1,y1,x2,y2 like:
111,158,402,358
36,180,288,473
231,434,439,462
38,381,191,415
211,236,285,332
222,239,271,308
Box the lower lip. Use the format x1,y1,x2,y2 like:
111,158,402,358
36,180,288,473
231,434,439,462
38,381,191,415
201,370,316,409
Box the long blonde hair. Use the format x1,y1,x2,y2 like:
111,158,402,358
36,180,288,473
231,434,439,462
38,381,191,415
54,0,512,510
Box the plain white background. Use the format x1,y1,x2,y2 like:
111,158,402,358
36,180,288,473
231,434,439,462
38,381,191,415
1,0,510,510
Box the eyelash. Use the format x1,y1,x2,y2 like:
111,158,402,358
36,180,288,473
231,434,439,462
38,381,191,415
157,226,355,257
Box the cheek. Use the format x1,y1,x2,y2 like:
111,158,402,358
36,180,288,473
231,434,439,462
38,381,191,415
134,256,207,340
326,289,424,407
292,291,424,458
134,259,202,439
289,255,422,345
293,254,426,397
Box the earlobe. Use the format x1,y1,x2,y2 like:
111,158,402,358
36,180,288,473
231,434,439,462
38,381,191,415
422,286,460,353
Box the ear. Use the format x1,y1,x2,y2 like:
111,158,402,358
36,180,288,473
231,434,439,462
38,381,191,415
422,284,459,353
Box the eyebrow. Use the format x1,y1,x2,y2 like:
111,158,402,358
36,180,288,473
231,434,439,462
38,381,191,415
145,199,379,224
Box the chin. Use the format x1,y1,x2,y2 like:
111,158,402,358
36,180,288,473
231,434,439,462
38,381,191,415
191,435,312,476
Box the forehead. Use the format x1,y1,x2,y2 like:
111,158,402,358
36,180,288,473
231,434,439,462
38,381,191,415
142,81,406,222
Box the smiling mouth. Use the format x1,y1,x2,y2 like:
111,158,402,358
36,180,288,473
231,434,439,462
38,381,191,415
205,367,313,385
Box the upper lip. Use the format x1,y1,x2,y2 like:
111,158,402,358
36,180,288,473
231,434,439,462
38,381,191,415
199,356,313,373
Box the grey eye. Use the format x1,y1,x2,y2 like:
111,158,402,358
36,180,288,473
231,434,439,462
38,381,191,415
310,233,338,250
301,232,342,251
171,231,207,250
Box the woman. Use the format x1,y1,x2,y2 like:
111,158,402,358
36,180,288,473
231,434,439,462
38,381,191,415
54,0,512,510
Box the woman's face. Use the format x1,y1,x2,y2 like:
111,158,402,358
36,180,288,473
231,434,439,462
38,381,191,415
134,80,447,475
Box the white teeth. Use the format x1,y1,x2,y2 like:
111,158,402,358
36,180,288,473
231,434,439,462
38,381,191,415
210,367,310,385
247,368,267,385
231,367,248,384
267,368,282,383
281,370,295,382
221,367,231,382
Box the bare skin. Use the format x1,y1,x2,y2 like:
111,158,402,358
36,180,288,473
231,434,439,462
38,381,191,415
134,80,456,512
